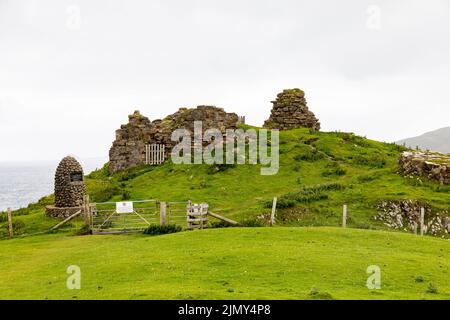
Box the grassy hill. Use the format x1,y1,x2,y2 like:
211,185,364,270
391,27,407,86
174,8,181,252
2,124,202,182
0,227,449,300
0,127,449,300
1,127,449,238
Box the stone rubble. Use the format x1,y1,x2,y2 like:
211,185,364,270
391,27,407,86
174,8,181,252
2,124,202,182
399,151,450,185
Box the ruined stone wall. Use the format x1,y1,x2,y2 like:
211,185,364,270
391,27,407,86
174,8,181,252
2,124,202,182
399,151,450,185
109,106,239,173
263,89,320,131
376,200,450,236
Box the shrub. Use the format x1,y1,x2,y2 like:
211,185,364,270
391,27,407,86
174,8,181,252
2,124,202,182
210,221,235,228
263,198,296,209
352,154,386,168
143,224,182,236
341,133,370,147
294,149,325,162
309,287,334,300
207,164,236,174
91,184,121,203
240,218,265,227
426,282,438,294
4,219,25,234
121,190,132,200
322,162,346,176
357,172,381,183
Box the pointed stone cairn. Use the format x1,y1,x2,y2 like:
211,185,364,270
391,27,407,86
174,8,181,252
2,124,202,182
46,156,87,218
263,89,320,131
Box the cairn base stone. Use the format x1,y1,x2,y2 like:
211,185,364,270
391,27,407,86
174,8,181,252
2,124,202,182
45,205,83,218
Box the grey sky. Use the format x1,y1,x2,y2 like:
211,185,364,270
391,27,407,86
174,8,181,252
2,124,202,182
0,0,449,161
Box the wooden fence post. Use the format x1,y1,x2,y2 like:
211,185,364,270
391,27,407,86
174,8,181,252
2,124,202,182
160,202,167,226
270,197,277,227
420,207,425,236
7,208,13,238
83,195,91,233
342,204,347,228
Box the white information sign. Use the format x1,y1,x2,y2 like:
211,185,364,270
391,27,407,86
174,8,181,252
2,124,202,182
116,201,134,214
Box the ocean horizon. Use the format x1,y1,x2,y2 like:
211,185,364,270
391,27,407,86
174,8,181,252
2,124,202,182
0,157,107,212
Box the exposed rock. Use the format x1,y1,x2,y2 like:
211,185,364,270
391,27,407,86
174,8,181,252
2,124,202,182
109,106,239,173
376,200,450,237
263,89,320,131
399,151,450,185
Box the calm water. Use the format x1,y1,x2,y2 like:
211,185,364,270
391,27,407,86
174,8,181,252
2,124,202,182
0,158,107,212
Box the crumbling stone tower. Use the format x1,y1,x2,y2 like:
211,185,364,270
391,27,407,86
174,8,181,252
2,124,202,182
263,89,320,131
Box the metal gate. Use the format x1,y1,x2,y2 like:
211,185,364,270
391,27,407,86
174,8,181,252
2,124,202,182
92,200,159,234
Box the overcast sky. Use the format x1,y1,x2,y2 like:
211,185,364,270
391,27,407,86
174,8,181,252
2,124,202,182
0,0,449,162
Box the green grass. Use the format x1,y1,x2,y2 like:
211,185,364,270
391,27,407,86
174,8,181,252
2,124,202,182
0,128,449,300
0,227,449,300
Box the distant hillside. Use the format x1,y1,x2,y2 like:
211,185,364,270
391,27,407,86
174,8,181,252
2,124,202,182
397,127,450,154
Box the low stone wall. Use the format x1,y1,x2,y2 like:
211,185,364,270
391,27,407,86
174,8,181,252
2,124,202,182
263,89,320,131
376,200,450,236
399,151,450,185
109,106,239,173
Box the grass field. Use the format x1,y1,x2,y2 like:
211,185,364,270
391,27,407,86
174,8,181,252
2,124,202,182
0,227,449,300
0,127,449,300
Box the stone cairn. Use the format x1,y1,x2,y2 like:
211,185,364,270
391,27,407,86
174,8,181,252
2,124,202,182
399,151,449,185
46,156,87,218
109,106,239,173
263,89,320,131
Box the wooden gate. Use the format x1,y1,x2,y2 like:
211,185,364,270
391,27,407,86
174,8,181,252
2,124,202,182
91,200,159,234
187,201,208,229
145,144,165,165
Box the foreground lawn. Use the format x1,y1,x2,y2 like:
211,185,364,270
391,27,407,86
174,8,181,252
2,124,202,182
0,227,449,300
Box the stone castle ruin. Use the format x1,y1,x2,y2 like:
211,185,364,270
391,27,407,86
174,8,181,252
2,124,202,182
109,106,239,173
46,156,87,217
263,89,320,131
109,89,322,173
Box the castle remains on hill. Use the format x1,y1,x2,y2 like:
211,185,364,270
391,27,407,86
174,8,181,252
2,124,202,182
109,89,320,173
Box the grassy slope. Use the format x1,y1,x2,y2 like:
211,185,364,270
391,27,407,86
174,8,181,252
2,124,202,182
0,227,449,300
1,128,449,237
90,128,450,229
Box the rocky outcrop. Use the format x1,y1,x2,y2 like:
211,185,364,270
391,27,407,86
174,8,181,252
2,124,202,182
376,200,450,236
263,89,320,131
399,151,450,185
109,106,239,173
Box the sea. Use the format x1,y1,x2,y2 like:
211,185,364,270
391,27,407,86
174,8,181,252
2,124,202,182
0,157,107,212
